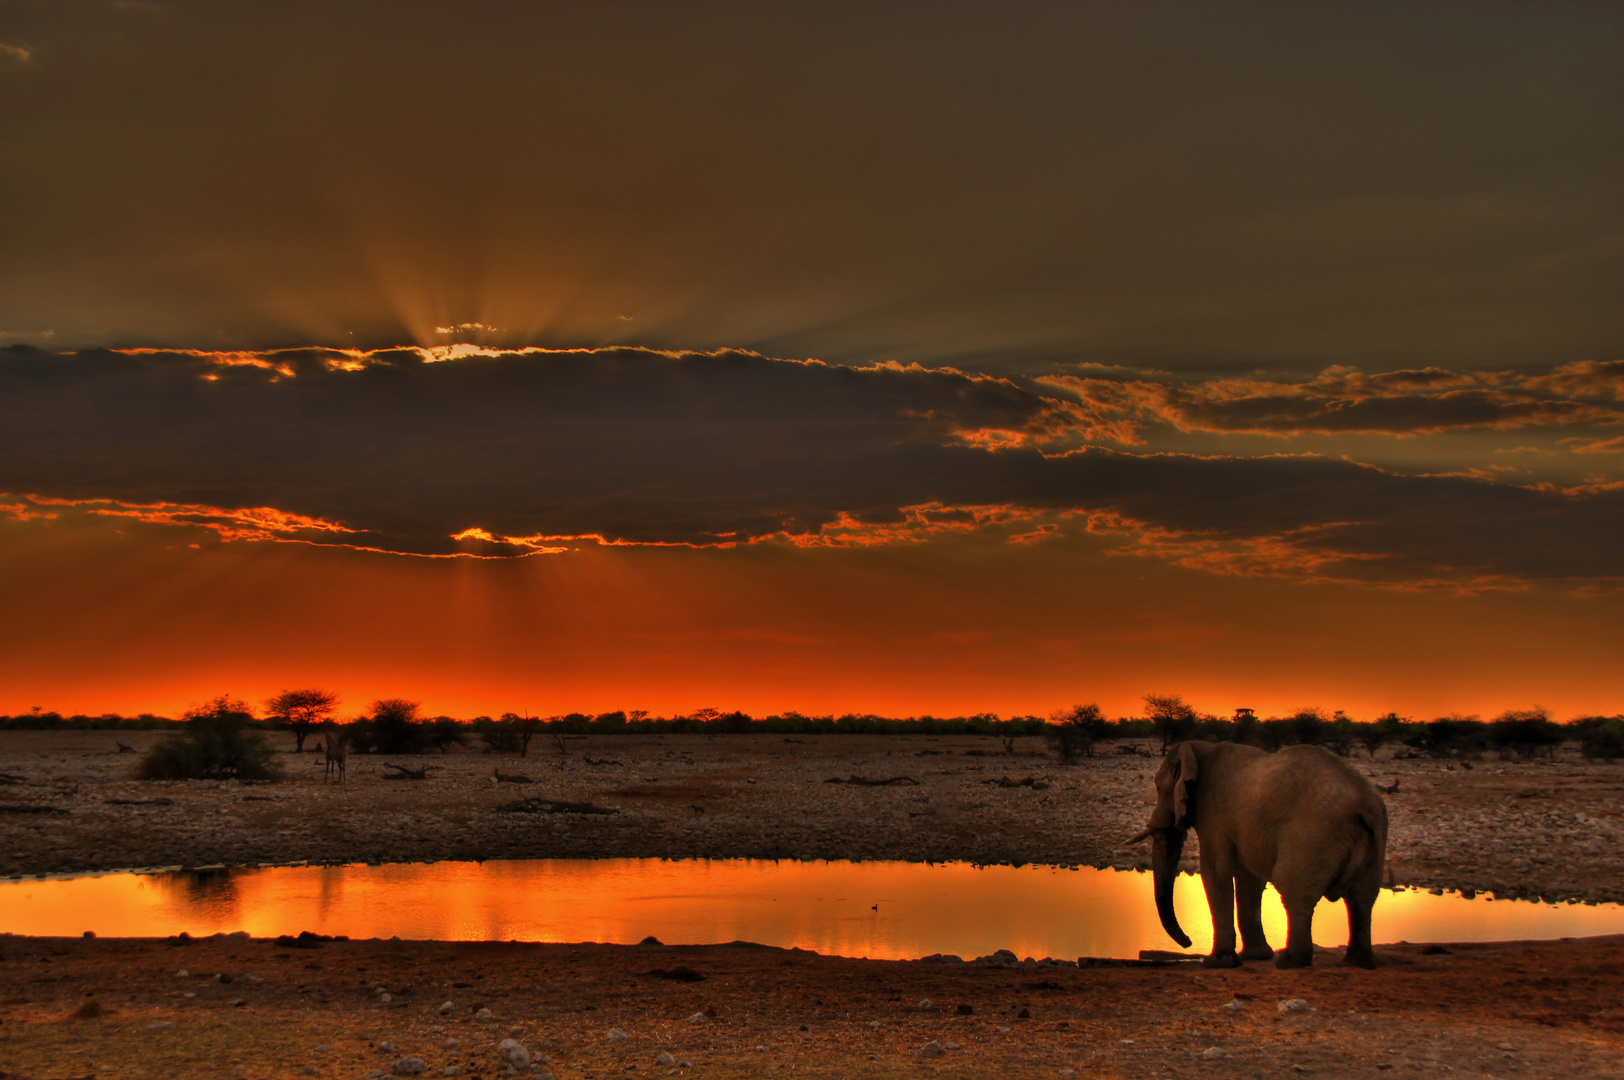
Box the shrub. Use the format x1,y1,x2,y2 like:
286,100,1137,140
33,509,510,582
427,716,469,753
368,698,431,754
1405,714,1488,758
1574,716,1624,760
481,713,541,755
1359,712,1408,758
1047,703,1109,762
137,695,280,781
1488,707,1564,760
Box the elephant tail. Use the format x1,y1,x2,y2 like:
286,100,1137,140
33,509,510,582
1325,810,1384,902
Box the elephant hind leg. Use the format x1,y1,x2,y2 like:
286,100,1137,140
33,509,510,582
1341,885,1379,969
1234,867,1274,962
1273,894,1317,969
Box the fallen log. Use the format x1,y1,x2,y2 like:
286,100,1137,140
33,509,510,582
493,769,533,784
823,775,919,786
0,804,68,815
384,764,430,780
496,797,618,815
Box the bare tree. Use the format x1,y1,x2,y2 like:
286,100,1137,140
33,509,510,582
265,688,339,753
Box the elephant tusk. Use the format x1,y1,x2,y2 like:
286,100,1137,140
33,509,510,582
1124,827,1154,845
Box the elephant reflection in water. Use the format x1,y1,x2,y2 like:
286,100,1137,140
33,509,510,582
1130,740,1389,969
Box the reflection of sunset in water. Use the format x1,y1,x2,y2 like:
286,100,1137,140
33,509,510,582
3,860,1619,960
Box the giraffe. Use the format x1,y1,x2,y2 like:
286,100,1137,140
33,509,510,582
320,725,348,783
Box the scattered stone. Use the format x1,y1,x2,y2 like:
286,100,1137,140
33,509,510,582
677,1061,691,1069
378,993,392,1005
443,1038,459,1049
474,1007,494,1021
358,1071,388,1080
656,1052,676,1066
1278,998,1310,1015
215,972,234,984
438,1000,455,1015
377,1041,397,1053
1497,1043,1515,1052
918,953,964,964
1203,1046,1228,1059
1118,1039,1134,1046
754,1045,769,1052
686,1011,709,1024
1222,999,1246,1010
391,1057,428,1076
917,1040,946,1058
437,1069,462,1078
176,969,189,977
1058,1071,1076,1078
144,1021,174,1030
643,966,705,982
227,997,245,1007
299,1067,316,1077
607,1027,630,1041
498,1038,530,1069
917,998,935,1010
944,1041,961,1050
72,997,104,1019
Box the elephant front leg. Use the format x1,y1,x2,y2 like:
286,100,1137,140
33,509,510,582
1233,867,1274,962
1200,851,1241,969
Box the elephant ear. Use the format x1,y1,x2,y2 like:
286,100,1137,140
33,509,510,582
1173,741,1200,829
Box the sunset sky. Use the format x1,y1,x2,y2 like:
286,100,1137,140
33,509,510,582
1,2,1621,722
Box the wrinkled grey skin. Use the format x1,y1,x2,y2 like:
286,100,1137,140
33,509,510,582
1131,740,1388,969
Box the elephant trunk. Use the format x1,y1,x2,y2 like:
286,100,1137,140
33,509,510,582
1150,827,1193,948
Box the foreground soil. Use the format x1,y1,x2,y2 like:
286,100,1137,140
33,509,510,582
3,932,1622,1080
3,732,1623,902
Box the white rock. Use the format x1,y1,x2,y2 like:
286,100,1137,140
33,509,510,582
1222,999,1246,1010
438,1000,455,1015
377,1041,397,1053
656,1052,676,1066
754,1045,769,1052
686,1011,709,1024
497,1038,530,1069
917,1041,945,1058
1277,998,1310,1015
1203,1046,1228,1059
474,1008,494,1021
378,993,392,1005
607,1027,630,1042
144,1021,174,1029
917,998,935,1010
944,1041,961,1050
175,969,189,978
443,1038,458,1049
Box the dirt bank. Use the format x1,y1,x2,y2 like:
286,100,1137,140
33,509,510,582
3,732,1623,901
3,932,1622,1079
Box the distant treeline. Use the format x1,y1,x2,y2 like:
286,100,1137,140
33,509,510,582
7,698,1623,761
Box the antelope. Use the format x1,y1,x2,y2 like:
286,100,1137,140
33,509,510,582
320,725,348,783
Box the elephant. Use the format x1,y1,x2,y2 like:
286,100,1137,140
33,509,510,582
1129,739,1388,969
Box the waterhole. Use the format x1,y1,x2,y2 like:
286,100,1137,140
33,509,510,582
3,859,1618,959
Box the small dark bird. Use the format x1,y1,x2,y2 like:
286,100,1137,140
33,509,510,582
871,904,879,912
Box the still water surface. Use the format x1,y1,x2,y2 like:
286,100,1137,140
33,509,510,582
3,859,1619,960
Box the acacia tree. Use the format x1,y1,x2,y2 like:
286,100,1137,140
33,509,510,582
1144,693,1198,751
264,688,340,752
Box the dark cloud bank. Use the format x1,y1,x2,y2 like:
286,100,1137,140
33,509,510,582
1,346,1620,586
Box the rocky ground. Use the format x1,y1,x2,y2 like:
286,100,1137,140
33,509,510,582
2,731,1622,902
2,931,1621,1079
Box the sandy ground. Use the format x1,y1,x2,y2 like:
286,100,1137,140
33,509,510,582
3,731,1622,902
2,931,1622,1079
